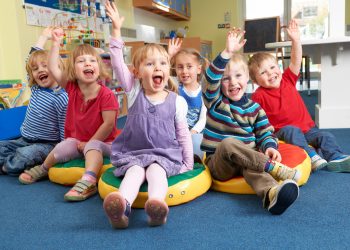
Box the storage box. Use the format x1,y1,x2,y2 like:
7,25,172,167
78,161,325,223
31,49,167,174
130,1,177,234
0,106,27,140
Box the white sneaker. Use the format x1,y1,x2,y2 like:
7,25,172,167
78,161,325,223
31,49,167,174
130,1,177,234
311,155,328,171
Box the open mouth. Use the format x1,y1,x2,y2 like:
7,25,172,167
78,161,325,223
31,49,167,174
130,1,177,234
83,69,94,77
153,75,163,85
38,74,48,81
229,87,240,95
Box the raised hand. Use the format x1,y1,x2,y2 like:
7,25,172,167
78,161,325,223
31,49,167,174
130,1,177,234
222,28,246,58
105,0,125,39
51,27,64,45
168,38,182,59
286,19,300,42
41,26,53,39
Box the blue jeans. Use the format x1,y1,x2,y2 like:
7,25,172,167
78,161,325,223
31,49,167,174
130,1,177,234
276,126,344,161
0,137,56,176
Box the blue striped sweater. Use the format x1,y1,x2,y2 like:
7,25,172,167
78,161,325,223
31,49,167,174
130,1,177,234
200,54,277,154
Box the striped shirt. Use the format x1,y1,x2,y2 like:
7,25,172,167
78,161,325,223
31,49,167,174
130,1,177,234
200,54,277,154
21,85,68,141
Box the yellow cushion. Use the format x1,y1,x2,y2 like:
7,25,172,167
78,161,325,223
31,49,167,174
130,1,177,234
211,142,311,194
48,157,112,185
98,163,212,208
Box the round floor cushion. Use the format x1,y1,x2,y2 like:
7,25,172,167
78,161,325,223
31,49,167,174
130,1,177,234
48,157,112,185
98,163,212,208
211,142,311,194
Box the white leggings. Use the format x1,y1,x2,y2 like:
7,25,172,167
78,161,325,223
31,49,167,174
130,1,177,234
119,163,168,205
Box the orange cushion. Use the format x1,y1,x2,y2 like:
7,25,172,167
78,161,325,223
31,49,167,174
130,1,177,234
211,142,311,194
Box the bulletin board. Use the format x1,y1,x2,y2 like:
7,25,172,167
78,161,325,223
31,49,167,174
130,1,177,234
243,17,280,53
23,0,109,33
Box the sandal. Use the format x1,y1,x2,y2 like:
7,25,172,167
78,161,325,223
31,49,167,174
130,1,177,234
145,199,169,227
18,165,48,185
64,179,97,202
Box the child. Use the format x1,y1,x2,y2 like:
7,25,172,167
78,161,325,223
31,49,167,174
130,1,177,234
0,28,68,176
201,28,300,215
103,1,193,228
18,27,119,201
168,39,207,159
249,19,350,172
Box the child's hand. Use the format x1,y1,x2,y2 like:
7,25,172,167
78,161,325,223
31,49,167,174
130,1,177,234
105,0,124,36
51,28,64,45
222,28,246,58
265,148,282,162
77,142,87,153
41,26,53,39
168,38,182,59
286,19,300,42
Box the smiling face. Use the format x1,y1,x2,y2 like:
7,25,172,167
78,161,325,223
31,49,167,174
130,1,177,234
253,57,282,89
74,54,100,84
221,58,249,102
27,51,57,88
174,53,201,88
135,48,170,96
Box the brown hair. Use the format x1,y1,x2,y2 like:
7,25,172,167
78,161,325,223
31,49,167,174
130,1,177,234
132,43,178,93
65,44,109,82
248,52,277,83
171,48,209,81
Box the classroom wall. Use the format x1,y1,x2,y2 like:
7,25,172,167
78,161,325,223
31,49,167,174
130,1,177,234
0,0,178,82
347,0,350,26
0,0,349,82
180,0,243,57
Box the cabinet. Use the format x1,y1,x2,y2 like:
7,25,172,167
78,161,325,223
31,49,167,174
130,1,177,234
162,37,213,61
133,0,191,21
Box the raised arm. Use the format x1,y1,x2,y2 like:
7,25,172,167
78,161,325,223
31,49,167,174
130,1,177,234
48,28,67,88
168,38,182,59
34,27,53,49
287,19,302,75
221,28,246,59
202,28,246,108
105,0,135,92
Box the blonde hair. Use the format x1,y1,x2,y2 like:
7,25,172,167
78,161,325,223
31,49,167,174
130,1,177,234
132,43,178,93
65,44,109,82
248,52,277,83
171,48,209,81
26,50,55,87
226,53,249,76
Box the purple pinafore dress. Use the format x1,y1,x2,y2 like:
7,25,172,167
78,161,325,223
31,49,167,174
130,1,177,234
111,90,183,177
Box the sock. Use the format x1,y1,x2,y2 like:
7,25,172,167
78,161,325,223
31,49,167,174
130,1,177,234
82,170,97,184
308,150,318,159
40,163,50,172
125,199,131,217
264,160,274,172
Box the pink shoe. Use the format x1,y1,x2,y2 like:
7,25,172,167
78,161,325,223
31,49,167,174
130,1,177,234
144,199,169,226
103,192,130,229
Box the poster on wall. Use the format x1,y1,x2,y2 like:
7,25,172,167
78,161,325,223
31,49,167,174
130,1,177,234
23,0,109,33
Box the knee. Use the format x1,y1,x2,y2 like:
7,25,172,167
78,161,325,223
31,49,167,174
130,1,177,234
83,140,104,155
219,138,241,153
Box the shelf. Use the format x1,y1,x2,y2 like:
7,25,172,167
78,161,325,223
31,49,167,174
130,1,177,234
133,0,190,21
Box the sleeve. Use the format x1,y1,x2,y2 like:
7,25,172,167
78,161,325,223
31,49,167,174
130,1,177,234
175,96,194,173
283,67,299,88
253,104,278,152
202,54,229,109
55,91,68,141
101,87,119,111
109,37,136,92
191,99,207,133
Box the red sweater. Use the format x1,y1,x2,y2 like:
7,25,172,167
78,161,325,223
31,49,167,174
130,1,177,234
252,68,314,133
